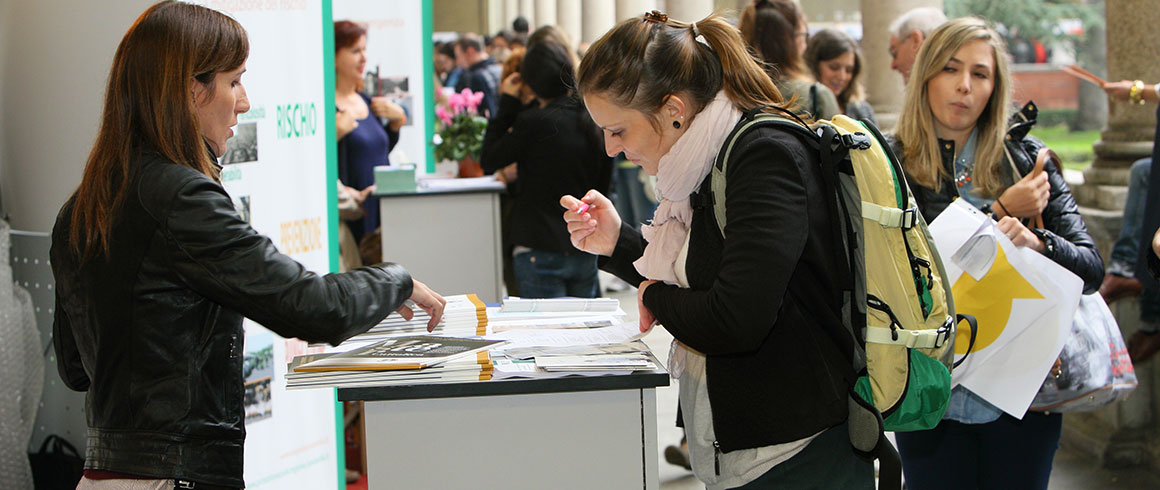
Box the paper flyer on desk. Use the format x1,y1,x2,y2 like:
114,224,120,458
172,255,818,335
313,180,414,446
928,200,1081,418
484,322,646,354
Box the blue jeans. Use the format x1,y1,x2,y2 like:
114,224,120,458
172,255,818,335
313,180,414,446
895,412,1061,490
1106,158,1160,323
1109,158,1152,274
611,162,658,228
512,250,599,299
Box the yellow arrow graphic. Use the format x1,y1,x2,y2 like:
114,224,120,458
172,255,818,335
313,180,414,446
952,243,1044,354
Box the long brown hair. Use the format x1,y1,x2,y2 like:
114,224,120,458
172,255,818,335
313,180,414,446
70,1,248,262
804,28,866,108
741,0,807,81
897,17,1012,197
577,11,787,130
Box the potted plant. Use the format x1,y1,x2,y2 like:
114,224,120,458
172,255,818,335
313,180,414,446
433,88,487,178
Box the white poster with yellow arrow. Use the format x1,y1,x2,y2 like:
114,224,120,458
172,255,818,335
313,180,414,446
928,199,1083,418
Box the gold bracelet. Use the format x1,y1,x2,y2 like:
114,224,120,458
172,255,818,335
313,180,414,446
1130,80,1146,104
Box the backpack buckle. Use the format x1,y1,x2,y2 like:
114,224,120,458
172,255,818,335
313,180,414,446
936,316,954,348
901,208,917,230
839,132,872,150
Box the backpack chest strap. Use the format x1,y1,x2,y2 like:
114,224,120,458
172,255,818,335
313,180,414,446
863,324,952,349
862,202,918,230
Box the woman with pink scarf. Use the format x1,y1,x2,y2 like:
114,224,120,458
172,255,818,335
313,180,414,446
561,11,872,489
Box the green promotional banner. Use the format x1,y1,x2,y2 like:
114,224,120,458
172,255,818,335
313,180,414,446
195,1,340,488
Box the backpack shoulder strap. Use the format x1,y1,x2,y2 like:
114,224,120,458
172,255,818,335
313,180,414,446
709,110,815,238
810,83,820,119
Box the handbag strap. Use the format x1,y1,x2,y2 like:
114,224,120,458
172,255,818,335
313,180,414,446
1029,147,1058,230
38,435,81,458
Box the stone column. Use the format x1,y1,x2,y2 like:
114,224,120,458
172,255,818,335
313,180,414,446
666,0,713,23
582,0,617,44
858,0,942,132
557,0,582,49
1063,0,1160,471
504,0,519,30
519,0,536,28
535,0,557,27
486,1,505,37
617,0,657,22
1087,0,1160,188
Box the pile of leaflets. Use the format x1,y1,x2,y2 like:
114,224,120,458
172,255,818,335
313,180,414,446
286,295,660,390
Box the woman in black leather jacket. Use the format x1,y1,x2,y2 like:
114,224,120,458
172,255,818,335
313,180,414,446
52,3,445,489
888,18,1102,490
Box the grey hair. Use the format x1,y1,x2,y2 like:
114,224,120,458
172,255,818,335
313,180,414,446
888,7,947,39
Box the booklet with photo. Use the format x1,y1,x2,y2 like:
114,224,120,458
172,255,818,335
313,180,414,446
293,335,505,372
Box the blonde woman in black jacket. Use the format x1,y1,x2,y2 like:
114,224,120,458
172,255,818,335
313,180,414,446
887,18,1102,490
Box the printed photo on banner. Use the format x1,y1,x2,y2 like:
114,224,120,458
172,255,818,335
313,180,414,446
222,121,259,164
243,332,274,424
363,66,413,126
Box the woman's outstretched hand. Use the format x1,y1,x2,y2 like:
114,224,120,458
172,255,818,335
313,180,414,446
395,279,447,332
560,190,622,257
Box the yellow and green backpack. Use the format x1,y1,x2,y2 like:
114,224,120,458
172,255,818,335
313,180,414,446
708,108,976,490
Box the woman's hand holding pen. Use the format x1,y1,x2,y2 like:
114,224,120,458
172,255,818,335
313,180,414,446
560,190,621,257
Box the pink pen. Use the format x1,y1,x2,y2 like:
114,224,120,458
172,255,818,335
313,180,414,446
575,202,590,215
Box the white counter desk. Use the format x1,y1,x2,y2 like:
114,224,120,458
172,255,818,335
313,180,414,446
340,367,669,490
375,178,505,303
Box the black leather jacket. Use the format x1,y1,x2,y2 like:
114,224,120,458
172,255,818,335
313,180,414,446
51,152,413,487
888,105,1104,294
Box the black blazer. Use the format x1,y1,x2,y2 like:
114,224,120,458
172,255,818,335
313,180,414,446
601,124,854,452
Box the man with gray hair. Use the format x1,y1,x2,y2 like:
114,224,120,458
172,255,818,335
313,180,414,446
888,7,948,82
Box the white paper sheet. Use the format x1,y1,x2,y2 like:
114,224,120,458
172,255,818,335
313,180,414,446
929,199,1082,418
483,321,646,354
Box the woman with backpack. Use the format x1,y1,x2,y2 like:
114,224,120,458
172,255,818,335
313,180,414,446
888,17,1103,489
560,11,872,488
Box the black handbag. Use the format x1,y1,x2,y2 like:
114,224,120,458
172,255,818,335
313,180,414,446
29,434,84,490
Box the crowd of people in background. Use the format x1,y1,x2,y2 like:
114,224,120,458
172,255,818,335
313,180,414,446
326,4,1160,489
40,0,1160,488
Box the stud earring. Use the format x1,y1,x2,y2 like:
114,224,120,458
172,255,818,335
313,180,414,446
673,120,681,129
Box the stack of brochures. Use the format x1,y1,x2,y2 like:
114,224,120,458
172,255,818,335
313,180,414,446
354,294,490,340
286,335,502,389
286,296,663,390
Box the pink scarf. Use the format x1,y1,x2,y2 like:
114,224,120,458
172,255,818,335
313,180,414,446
634,92,740,285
